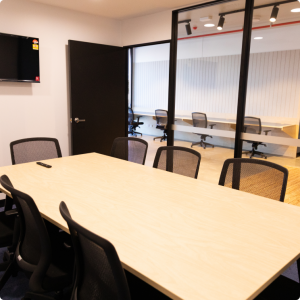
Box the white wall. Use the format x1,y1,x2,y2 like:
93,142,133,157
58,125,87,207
122,10,172,46
0,0,121,167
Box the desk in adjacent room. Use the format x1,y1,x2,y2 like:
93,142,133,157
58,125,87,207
1,153,300,300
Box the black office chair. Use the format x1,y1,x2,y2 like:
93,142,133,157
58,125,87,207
191,112,216,149
10,137,62,165
128,108,144,137
219,158,288,202
0,138,63,276
243,117,271,159
153,110,168,142
153,146,201,179
111,137,148,165
59,201,131,300
0,175,74,299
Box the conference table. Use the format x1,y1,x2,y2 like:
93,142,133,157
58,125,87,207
1,153,300,300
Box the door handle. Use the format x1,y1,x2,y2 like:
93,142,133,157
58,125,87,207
74,118,85,123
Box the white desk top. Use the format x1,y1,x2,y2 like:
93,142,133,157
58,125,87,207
135,111,296,129
1,153,300,300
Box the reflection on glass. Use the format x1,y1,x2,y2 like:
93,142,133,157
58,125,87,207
244,0,300,167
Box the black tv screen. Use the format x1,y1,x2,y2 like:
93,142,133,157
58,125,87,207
0,33,40,83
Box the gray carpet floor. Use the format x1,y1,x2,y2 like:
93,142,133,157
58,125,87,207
0,245,298,300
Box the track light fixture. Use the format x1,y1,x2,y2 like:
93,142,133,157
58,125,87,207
185,23,192,35
217,16,225,30
178,19,192,35
270,5,279,22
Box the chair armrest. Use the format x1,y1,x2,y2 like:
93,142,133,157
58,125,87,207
209,124,216,129
5,209,18,217
263,130,271,135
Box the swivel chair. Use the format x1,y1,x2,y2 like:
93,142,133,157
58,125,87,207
128,107,144,137
153,146,201,179
59,201,131,300
243,117,271,159
111,137,148,165
153,109,168,142
0,175,74,299
191,113,216,149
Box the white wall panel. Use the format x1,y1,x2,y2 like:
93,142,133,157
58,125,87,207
133,49,300,121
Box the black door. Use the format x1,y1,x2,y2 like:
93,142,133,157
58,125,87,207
69,40,127,156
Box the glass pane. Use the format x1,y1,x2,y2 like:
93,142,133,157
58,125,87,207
128,43,170,167
243,0,300,182
174,0,245,183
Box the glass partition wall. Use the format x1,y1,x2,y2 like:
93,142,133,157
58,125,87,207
128,43,170,166
242,0,300,176
128,0,300,177
172,0,246,183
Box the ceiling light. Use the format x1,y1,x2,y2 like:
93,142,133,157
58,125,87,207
253,16,260,22
291,8,300,12
204,24,215,27
200,16,212,22
185,23,192,35
217,16,225,30
254,37,263,40
270,5,279,22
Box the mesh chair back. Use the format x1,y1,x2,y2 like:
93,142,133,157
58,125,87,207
155,110,168,127
192,112,207,128
244,117,261,135
59,202,131,300
10,137,62,165
0,175,51,287
111,137,148,165
153,146,201,179
219,158,288,202
128,107,134,125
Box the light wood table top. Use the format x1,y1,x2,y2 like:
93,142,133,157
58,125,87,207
1,153,300,300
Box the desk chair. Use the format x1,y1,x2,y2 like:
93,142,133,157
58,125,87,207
153,146,201,179
218,160,297,300
10,137,62,164
243,117,271,159
0,175,74,300
59,201,131,300
111,137,148,165
191,112,216,149
128,108,144,137
0,138,63,277
219,158,288,202
153,109,168,142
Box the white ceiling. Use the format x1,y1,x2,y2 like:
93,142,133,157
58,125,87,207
28,0,209,20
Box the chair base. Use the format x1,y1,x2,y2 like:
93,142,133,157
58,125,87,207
0,256,18,291
191,140,214,149
243,149,267,159
153,134,167,142
128,131,142,137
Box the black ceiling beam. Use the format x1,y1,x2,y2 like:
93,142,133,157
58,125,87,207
219,0,298,16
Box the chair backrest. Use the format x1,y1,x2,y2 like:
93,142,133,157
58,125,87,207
192,112,207,129
0,175,52,290
10,137,62,165
219,158,288,202
111,137,148,165
153,146,201,179
128,107,134,125
59,202,131,300
155,109,168,127
244,117,261,135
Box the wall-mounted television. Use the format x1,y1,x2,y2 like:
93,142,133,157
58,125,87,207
0,33,40,83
